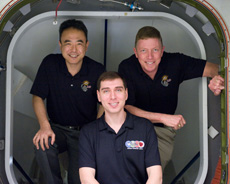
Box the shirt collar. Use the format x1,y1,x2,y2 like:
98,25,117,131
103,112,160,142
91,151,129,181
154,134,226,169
133,52,167,79
59,54,88,77
98,111,134,132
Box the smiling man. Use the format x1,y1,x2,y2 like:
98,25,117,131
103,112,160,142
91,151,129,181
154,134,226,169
79,71,162,184
118,26,224,170
30,19,105,184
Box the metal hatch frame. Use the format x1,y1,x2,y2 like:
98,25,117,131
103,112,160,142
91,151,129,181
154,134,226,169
0,0,229,183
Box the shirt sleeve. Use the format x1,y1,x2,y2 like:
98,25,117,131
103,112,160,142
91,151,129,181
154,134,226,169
178,53,206,82
145,123,161,167
78,126,96,169
30,57,50,99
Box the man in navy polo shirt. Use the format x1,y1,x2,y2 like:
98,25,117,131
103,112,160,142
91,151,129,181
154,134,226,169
30,19,105,184
118,26,224,170
79,71,162,184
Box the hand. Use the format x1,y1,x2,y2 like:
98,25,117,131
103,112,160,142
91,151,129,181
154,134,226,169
33,125,55,151
161,114,186,130
208,75,224,96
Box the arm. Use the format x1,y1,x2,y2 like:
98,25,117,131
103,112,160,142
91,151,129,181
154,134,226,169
125,105,185,130
97,105,104,118
146,165,162,184
203,62,224,96
202,62,218,78
79,167,99,184
32,95,55,151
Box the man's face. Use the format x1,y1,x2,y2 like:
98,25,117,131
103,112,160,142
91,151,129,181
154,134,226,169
134,38,164,77
97,78,128,115
59,28,89,68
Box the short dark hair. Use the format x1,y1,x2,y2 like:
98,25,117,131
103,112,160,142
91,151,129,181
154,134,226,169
135,26,163,47
59,19,88,42
97,71,127,90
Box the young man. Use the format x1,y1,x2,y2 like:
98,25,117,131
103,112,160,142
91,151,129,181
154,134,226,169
79,71,162,184
30,19,105,184
118,26,224,170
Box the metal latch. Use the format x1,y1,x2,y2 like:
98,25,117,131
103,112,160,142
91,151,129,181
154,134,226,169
0,65,6,73
0,140,4,150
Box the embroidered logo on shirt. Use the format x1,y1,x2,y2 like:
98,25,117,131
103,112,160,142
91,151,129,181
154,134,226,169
125,140,145,150
81,80,92,92
161,75,171,87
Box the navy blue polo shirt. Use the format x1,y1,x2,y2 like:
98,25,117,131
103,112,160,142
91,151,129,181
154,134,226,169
118,52,206,126
30,54,105,126
79,112,161,184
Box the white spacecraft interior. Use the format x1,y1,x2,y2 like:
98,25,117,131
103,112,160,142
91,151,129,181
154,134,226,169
0,0,229,183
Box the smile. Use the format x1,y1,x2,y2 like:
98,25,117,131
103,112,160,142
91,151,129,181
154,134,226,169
110,102,118,107
146,61,154,64
69,54,78,58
